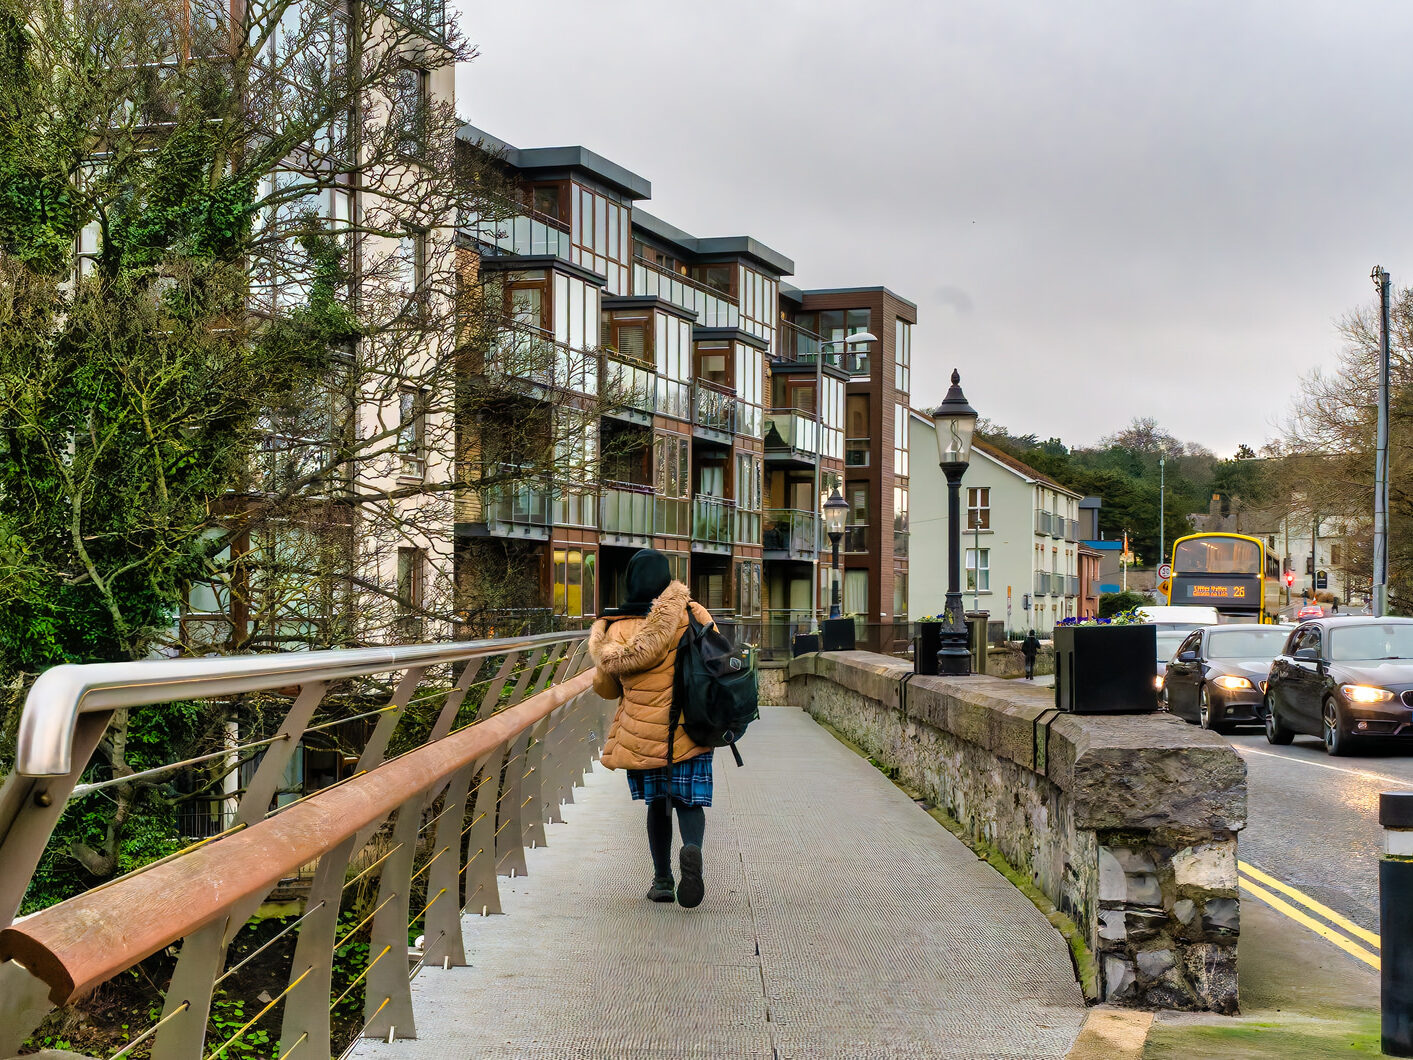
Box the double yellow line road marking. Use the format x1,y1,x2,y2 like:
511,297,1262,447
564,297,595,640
1238,859,1381,970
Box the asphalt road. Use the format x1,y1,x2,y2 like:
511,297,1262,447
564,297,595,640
1228,728,1413,937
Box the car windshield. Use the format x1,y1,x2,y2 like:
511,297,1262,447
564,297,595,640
1329,623,1413,662
1156,633,1188,661
1207,628,1290,659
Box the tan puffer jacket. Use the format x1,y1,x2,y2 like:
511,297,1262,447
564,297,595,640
588,580,714,770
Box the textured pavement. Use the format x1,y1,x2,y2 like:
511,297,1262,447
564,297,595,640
349,706,1086,1059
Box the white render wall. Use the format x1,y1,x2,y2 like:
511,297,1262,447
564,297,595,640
909,415,1082,636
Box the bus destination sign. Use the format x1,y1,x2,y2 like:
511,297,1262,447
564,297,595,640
1170,576,1259,609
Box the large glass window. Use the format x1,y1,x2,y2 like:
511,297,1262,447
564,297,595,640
894,320,911,392
966,548,990,591
734,342,763,437
893,404,909,478
391,66,427,157
1173,536,1261,575
844,570,868,615
553,549,596,618
967,487,990,530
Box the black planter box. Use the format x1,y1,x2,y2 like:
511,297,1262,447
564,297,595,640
1053,623,1157,714
914,623,942,675
821,617,856,651
791,633,820,657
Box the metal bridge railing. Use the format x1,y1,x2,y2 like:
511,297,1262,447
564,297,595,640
0,630,603,1059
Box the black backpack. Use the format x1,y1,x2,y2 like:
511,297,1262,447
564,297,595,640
669,612,759,767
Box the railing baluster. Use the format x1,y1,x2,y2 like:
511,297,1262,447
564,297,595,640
463,742,508,916
477,652,520,716
521,718,550,850
543,706,568,825
355,667,430,771
362,796,423,1041
0,959,57,1057
154,680,331,1059
421,761,475,969
495,730,531,878
506,647,547,706
278,834,358,1060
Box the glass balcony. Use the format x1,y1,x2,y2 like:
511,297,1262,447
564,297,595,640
1066,519,1079,542
1050,514,1065,539
1052,573,1066,596
604,356,656,417
844,524,868,554
763,411,820,461
894,531,909,558
736,509,761,545
655,495,689,537
465,208,570,260
1035,510,1051,535
763,508,818,556
631,259,739,329
1067,575,1080,597
655,377,690,421
601,484,655,541
480,467,551,539
845,438,870,468
692,495,736,548
693,381,737,435
1034,570,1050,596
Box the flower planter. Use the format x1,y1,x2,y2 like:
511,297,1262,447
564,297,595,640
821,617,856,652
914,622,942,675
1053,623,1157,714
791,633,820,657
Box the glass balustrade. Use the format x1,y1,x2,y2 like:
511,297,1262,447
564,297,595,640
692,495,736,546
631,260,740,329
655,377,691,421
763,411,820,457
601,485,655,538
693,382,737,434
763,509,818,555
604,357,656,415
484,468,550,531
465,211,571,259
1034,570,1050,596
1035,510,1051,535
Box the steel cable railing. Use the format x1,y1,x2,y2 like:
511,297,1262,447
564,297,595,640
0,630,607,1059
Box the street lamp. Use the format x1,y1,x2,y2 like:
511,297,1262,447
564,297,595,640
823,487,849,618
809,329,878,624
930,369,978,676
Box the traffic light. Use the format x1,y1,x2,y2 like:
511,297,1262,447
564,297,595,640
1284,569,1295,588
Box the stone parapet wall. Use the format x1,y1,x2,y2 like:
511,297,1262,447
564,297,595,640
786,651,1246,1012
986,643,1055,678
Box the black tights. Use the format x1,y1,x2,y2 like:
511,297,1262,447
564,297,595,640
646,798,705,879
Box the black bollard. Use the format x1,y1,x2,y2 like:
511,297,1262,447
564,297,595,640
1382,791,1413,1056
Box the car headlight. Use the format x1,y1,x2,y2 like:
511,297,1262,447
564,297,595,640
1213,675,1253,691
1341,684,1395,704
1153,675,1164,689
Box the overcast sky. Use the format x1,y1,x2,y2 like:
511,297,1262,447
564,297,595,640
453,0,1413,458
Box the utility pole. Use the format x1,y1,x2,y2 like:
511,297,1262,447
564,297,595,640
1311,513,1319,601
1159,457,1166,572
1373,266,1392,617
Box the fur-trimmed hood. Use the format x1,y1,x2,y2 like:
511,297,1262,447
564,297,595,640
589,580,691,677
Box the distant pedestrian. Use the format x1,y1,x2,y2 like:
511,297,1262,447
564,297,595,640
1331,600,1340,614
1022,630,1040,680
589,548,716,908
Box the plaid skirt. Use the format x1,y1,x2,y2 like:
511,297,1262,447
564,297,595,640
626,752,714,807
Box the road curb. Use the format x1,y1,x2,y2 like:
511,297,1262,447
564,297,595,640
1064,1006,1154,1059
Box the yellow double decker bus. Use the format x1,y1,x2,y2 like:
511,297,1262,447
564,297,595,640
1166,533,1281,623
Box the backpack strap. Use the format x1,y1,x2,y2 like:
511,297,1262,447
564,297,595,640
728,741,744,768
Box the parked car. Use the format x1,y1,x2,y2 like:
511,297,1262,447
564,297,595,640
1137,605,1222,631
1265,617,1413,755
1162,624,1293,731
1153,629,1194,701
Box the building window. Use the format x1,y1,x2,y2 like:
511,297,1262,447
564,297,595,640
392,66,427,157
734,560,762,618
894,319,911,392
396,546,424,640
893,568,908,620
397,387,426,478
966,548,990,591
553,549,596,618
967,487,990,530
844,570,868,616
893,404,909,478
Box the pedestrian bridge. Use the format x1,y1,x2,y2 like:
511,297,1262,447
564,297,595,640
0,634,1093,1059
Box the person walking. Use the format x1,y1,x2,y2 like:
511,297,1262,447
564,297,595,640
1021,630,1040,680
589,548,715,908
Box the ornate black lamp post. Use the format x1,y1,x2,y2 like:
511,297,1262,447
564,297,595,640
930,370,978,676
823,488,849,619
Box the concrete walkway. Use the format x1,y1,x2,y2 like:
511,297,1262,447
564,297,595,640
350,706,1086,1059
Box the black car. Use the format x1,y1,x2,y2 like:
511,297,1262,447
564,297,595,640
1264,617,1413,755
1162,624,1292,732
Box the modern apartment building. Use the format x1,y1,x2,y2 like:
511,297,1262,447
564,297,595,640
454,126,916,646
908,421,1084,636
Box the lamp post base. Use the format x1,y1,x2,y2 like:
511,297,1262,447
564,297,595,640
936,596,972,676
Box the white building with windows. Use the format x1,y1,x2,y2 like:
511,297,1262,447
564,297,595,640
909,412,1084,636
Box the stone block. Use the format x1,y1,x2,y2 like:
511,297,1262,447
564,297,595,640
1137,948,1176,978
1172,841,1237,892
1182,942,1239,1014
1127,872,1163,907
1174,898,1197,924
1125,910,1169,941
1098,847,1125,901
1103,955,1137,1002
1203,897,1239,933
1099,908,1127,941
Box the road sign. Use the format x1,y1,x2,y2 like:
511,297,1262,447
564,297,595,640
1316,570,1329,590
1159,579,1171,597
1157,563,1172,581
1121,551,1135,565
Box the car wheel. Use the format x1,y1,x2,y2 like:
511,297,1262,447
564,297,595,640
1323,698,1352,756
1265,695,1294,745
1198,685,1224,733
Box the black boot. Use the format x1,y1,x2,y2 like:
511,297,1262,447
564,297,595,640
676,845,704,908
646,875,675,902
